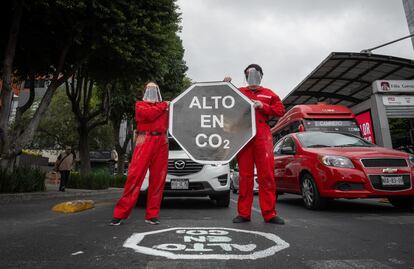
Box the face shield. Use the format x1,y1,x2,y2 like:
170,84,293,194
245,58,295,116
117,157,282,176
246,68,262,87
143,82,162,102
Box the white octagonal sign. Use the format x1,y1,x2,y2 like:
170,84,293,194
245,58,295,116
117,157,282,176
123,227,289,260
169,82,256,164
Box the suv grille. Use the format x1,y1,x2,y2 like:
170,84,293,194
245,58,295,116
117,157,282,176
368,175,411,191
361,158,407,167
168,159,204,176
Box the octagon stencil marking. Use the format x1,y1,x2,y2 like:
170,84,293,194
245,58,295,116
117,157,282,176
123,227,289,260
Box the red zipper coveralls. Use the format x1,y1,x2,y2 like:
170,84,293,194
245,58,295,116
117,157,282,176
113,101,169,220
237,86,285,221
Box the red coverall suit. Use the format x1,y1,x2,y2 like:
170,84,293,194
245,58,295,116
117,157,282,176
113,101,169,220
237,86,285,221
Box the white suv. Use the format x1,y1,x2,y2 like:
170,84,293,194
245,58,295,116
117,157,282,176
140,137,231,207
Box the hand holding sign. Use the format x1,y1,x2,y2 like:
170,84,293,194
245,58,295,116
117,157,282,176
253,100,263,109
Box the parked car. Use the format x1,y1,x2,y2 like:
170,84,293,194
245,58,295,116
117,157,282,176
274,131,414,210
230,165,259,194
141,137,231,207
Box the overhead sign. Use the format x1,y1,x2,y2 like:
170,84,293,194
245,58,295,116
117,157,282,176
373,80,414,93
123,227,289,260
382,95,414,106
169,82,256,164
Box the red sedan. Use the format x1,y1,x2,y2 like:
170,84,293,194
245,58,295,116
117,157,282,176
274,132,414,210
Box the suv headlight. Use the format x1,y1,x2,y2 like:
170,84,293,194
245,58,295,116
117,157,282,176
320,155,354,168
409,155,414,167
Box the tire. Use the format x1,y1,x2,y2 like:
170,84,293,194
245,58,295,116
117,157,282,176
388,196,414,209
300,173,327,210
276,191,283,200
231,181,238,194
214,191,230,207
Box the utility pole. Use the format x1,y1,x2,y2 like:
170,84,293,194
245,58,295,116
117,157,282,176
403,0,414,50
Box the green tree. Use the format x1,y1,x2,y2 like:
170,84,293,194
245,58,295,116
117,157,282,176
31,87,77,149
0,0,186,176
0,0,129,168
109,80,137,176
30,87,113,152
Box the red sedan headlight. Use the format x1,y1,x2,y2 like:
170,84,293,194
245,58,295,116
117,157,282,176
319,155,355,168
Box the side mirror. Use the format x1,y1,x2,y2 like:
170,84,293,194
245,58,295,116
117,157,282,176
281,146,295,155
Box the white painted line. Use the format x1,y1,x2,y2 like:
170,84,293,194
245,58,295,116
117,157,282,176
71,251,84,256
306,259,393,269
230,198,261,214
123,227,289,260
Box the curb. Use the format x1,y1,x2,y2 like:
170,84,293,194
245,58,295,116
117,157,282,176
0,188,123,204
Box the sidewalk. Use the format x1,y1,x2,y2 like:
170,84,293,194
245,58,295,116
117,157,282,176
0,183,123,204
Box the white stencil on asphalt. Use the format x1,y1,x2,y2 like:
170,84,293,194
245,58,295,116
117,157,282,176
123,227,289,260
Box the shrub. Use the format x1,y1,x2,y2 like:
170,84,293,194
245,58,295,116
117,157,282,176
0,167,46,193
66,170,127,190
110,175,127,188
67,170,108,190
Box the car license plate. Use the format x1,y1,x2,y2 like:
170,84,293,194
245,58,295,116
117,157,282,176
171,178,189,189
381,175,404,186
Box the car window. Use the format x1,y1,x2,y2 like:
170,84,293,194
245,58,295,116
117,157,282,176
282,137,296,154
274,139,283,155
296,132,373,148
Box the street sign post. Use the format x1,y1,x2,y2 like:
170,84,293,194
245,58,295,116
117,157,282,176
169,82,256,164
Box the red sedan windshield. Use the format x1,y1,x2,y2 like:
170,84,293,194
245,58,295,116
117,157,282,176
296,132,373,148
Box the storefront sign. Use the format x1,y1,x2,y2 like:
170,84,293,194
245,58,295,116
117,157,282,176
374,80,414,93
123,227,289,260
355,111,375,143
382,95,414,106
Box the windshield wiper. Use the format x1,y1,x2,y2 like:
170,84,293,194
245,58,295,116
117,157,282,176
333,144,372,147
307,144,331,148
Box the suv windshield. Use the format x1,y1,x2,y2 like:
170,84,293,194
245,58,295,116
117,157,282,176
297,132,373,148
303,119,361,137
169,137,183,151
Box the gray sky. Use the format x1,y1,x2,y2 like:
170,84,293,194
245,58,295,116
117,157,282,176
176,0,414,99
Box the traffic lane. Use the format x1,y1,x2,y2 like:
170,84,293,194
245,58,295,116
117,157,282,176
0,194,140,268
0,193,413,268
0,193,121,237
265,193,414,268
0,195,235,268
121,194,414,268
0,194,291,268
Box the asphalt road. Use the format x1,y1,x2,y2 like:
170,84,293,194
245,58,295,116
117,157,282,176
0,192,413,269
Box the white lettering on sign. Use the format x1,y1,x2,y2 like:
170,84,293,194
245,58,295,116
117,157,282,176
123,227,290,260
201,115,224,128
195,133,230,149
315,121,344,127
222,96,235,108
189,96,235,109
188,95,237,151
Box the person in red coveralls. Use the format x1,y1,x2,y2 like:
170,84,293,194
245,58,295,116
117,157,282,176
224,64,285,224
110,82,169,226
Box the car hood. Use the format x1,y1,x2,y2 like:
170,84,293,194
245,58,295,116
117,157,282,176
305,146,409,159
168,150,190,160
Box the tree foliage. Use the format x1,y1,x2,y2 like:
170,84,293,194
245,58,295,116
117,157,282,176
0,0,188,175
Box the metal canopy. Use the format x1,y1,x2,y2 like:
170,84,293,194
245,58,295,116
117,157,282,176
283,52,414,111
